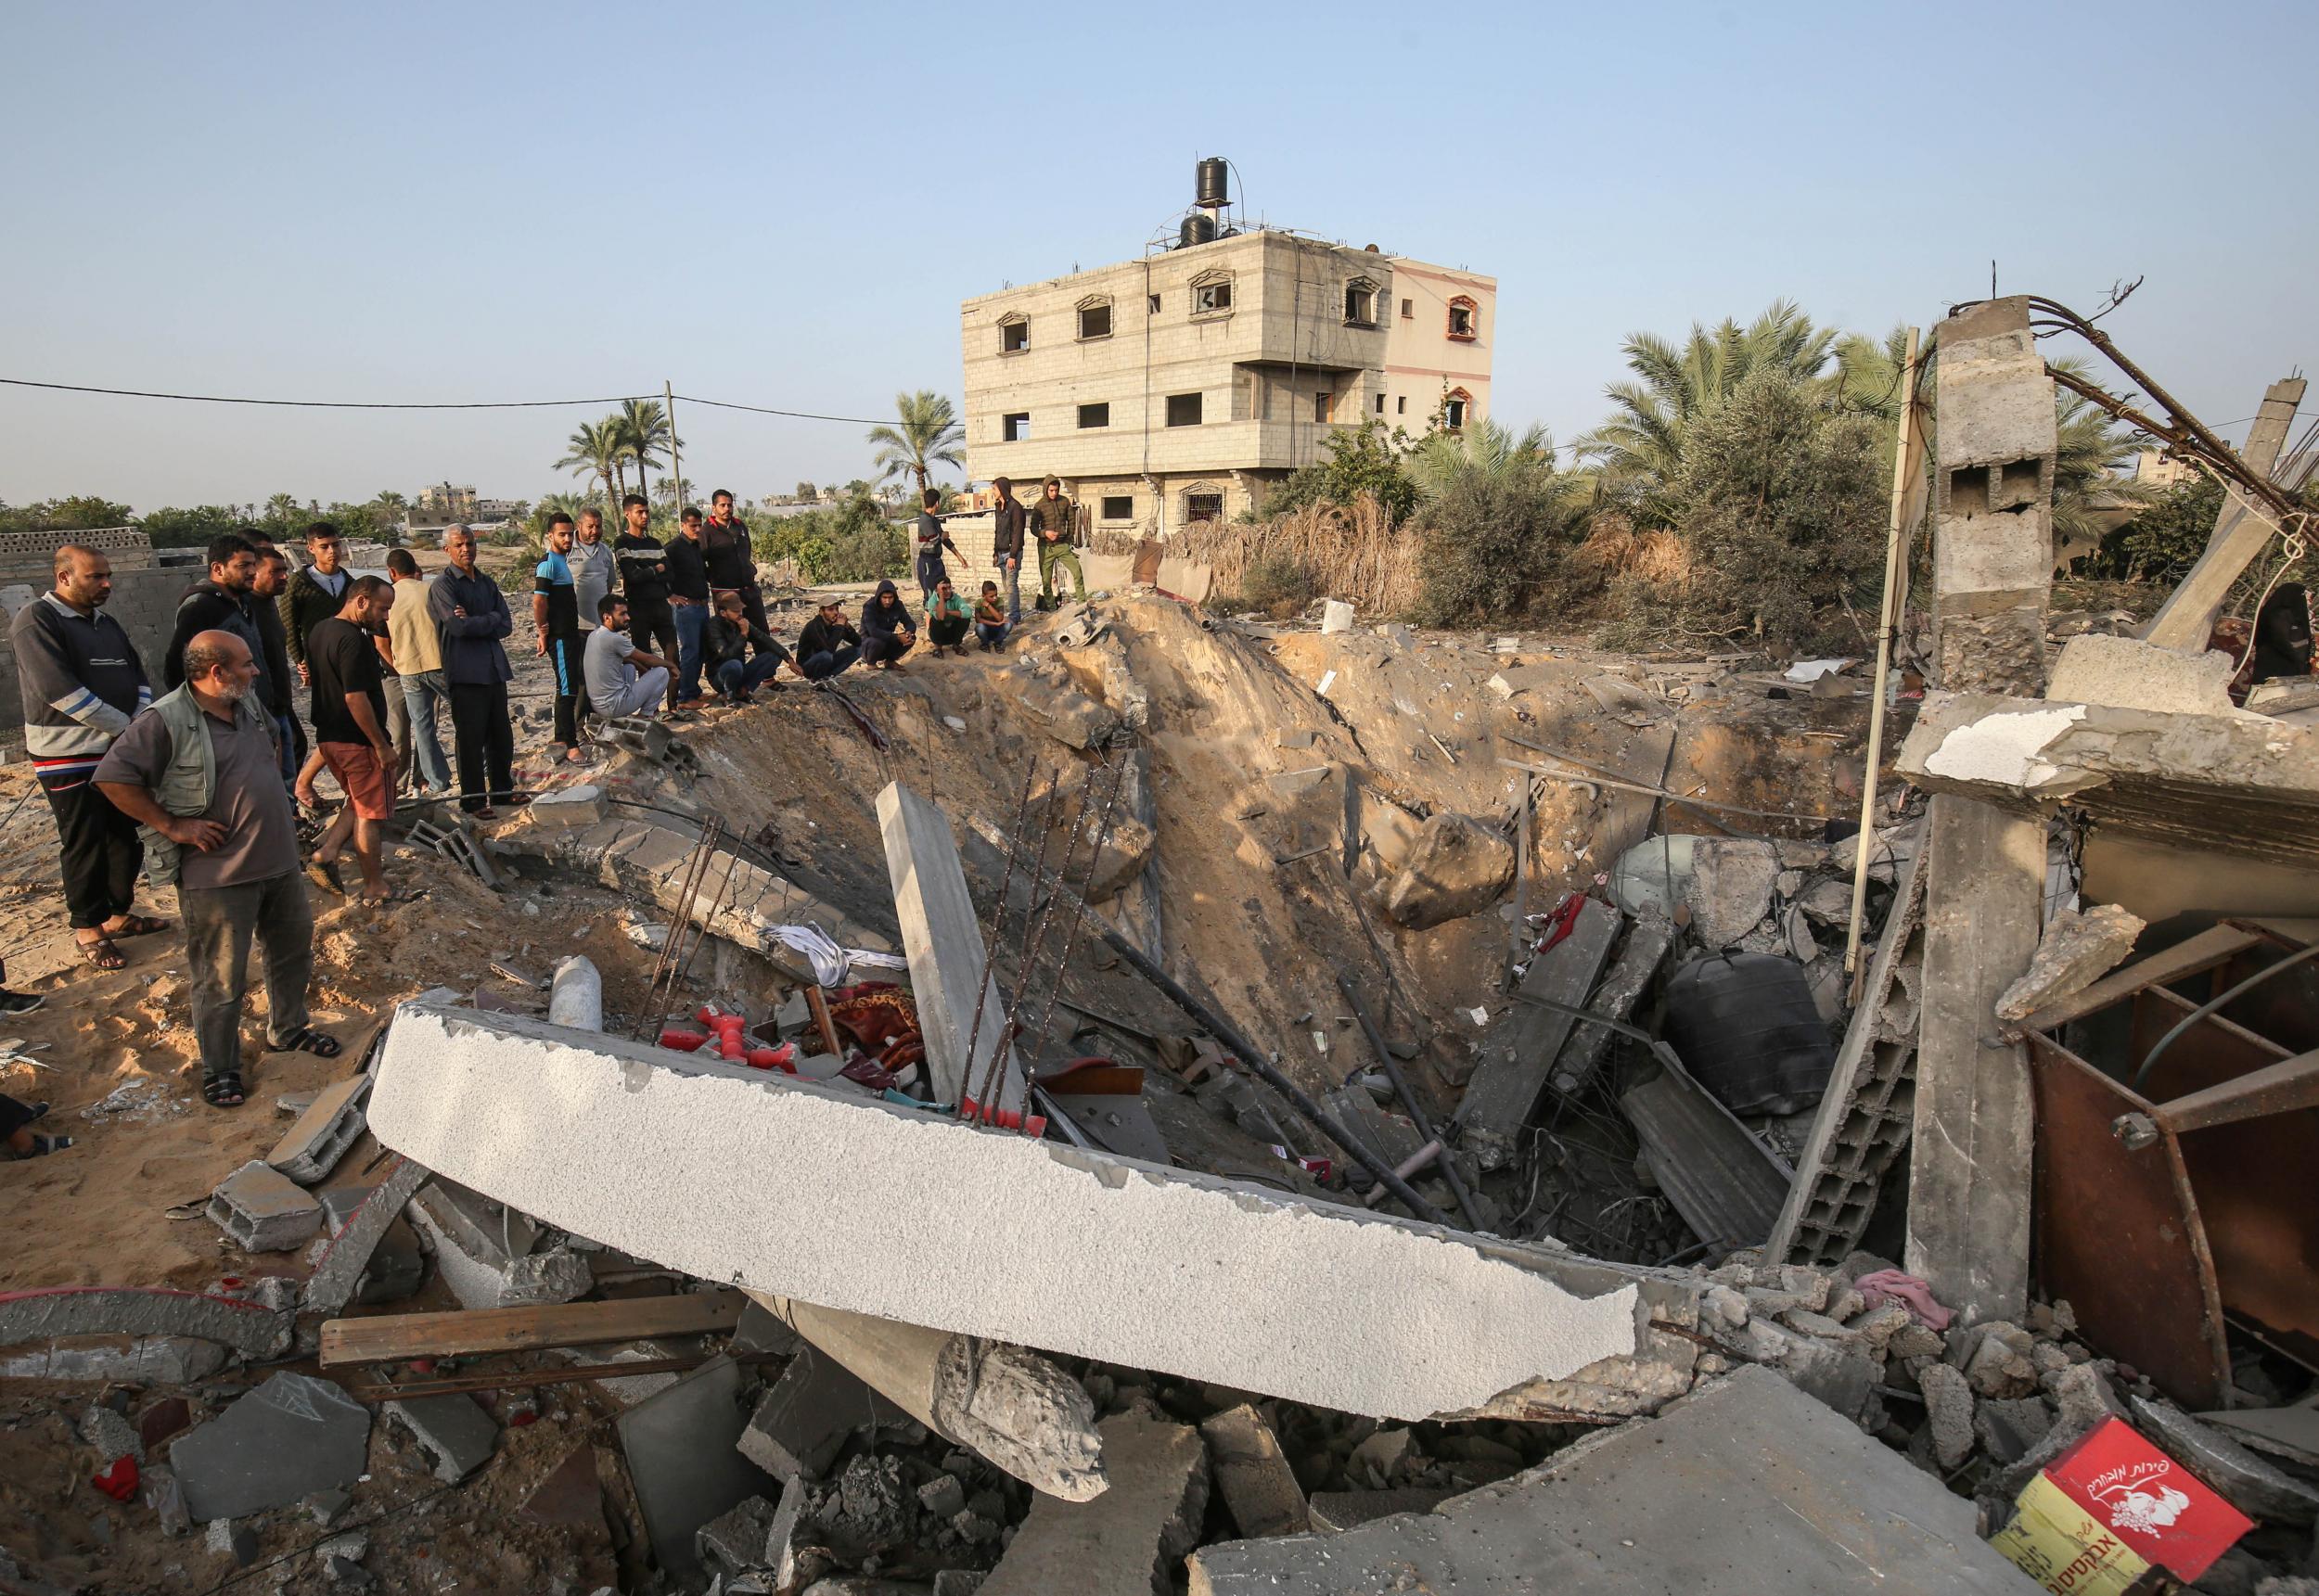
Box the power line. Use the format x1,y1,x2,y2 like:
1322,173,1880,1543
673,394,890,426
0,377,654,411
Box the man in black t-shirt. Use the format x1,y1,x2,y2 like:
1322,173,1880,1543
612,494,681,710
298,577,398,902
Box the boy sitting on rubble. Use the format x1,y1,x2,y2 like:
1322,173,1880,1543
974,581,1008,651
924,577,973,657
703,591,790,705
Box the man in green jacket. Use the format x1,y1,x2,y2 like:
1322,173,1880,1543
94,631,340,1108
1028,476,1083,612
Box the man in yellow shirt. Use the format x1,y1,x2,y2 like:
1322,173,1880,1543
383,549,452,797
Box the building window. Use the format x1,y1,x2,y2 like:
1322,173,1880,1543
1400,298,1415,320
1375,393,1386,415
1447,296,1478,340
999,315,1029,353
1148,293,1161,313
1078,402,1110,429
1003,412,1031,441
1100,495,1134,521
1186,492,1224,524
1077,297,1113,340
1166,392,1203,428
1344,277,1377,327
1190,271,1233,316
1397,396,1407,415
1442,388,1471,432
1314,391,1333,424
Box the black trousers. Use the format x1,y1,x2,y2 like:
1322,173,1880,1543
929,614,969,647
43,775,141,929
633,605,681,708
448,682,516,812
546,632,582,747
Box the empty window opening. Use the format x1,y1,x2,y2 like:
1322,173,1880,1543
1401,298,1415,319
1000,318,1030,352
1078,302,1112,339
1147,293,1161,313
1166,392,1203,428
1002,412,1031,441
1192,279,1232,314
1101,495,1134,520
1447,298,1476,339
1344,281,1377,326
1078,402,1110,429
1314,391,1334,424
1186,492,1224,523
1442,395,1467,430
1397,396,1407,415
1375,393,1386,415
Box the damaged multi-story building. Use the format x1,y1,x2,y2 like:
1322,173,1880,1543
961,159,1495,536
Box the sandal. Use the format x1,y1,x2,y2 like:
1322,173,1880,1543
202,1073,247,1109
108,914,171,938
305,860,346,896
275,1027,341,1059
6,1132,72,1159
76,937,127,971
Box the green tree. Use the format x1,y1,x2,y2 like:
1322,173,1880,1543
136,504,241,548
2049,357,2152,551
556,419,624,511
1577,300,1841,526
1264,416,1421,522
615,399,679,506
1408,417,1562,502
2102,476,2223,583
866,391,965,496
0,495,135,535
1411,425,1593,625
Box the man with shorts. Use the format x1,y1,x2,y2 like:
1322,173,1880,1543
299,577,400,902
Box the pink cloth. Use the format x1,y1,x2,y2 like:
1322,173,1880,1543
1853,1268,1954,1331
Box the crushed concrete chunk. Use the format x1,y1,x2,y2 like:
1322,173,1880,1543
737,1347,900,1483
1995,903,2146,1022
207,1161,326,1252
1380,812,1515,930
980,1412,1208,1596
1919,1361,1977,1471
1200,1404,1307,1539
385,1394,499,1482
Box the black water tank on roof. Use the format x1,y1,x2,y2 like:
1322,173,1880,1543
1660,951,1837,1117
1178,212,1218,249
1196,157,1229,208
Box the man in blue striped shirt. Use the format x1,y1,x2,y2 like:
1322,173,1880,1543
8,543,167,970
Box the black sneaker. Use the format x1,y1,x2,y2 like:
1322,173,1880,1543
0,990,43,1016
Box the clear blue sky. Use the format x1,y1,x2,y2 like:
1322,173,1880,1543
5,0,2313,513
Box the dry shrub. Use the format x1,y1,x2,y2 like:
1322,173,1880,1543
1580,521,1692,585
1176,494,1421,618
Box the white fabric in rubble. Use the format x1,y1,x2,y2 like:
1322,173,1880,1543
769,924,909,988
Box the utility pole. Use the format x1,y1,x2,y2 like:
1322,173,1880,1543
2143,377,2307,649
664,380,685,513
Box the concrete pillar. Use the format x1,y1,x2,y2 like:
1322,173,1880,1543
2143,377,2306,649
1904,297,2053,1327
752,1294,1107,1502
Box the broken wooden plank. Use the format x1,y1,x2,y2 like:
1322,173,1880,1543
320,1291,744,1368
2002,923,2265,1040
1454,898,1621,1171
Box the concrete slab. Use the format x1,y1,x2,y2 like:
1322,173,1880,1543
0,1285,292,1360
1307,1487,1454,1530
407,1181,589,1311
302,1155,430,1315
618,1354,781,1578
1456,897,1621,1170
267,1074,370,1185
980,1413,1208,1596
736,1347,900,1482
1199,1404,1307,1539
207,1161,326,1252
384,1393,500,1482
172,1373,371,1524
369,1001,1700,1422
1187,1366,2034,1595
876,783,1026,1115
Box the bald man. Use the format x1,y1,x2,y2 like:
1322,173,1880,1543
96,630,340,1108
9,543,162,971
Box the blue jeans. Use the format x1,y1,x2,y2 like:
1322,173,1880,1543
976,620,1008,649
400,670,453,792
673,602,708,701
799,645,860,681
714,653,785,697
270,711,301,791
1002,555,1023,624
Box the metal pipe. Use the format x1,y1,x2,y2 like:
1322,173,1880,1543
2133,937,2319,1089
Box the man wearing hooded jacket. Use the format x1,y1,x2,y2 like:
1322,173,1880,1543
1028,476,1083,611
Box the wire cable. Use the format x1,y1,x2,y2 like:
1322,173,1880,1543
0,377,653,411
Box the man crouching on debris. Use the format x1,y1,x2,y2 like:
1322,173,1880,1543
95,631,340,1110
795,597,862,681
860,579,917,671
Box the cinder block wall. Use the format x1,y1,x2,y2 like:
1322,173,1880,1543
1,567,190,759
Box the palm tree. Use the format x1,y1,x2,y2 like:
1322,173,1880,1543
1408,417,1562,501
371,489,407,517
1576,300,1840,524
866,391,966,496
555,419,624,510
2049,357,2152,550
615,399,679,507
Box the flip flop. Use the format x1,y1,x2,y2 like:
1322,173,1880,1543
275,1027,341,1059
305,860,346,896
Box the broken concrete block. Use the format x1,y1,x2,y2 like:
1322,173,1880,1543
1919,1361,1976,1471
731,1298,805,1358
369,1001,1707,1424
819,1453,918,1557
172,1373,370,1523
302,1156,430,1316
82,1402,142,1465
1200,1404,1307,1539
385,1394,499,1482
877,782,1026,1114
1191,1367,2030,1595
1974,1396,2055,1465
1994,903,2146,1022
1684,838,1780,950
267,1074,371,1185
0,1335,227,1385
916,1473,967,1519
1308,1487,1454,1531
528,783,608,828
2045,632,2239,716
1380,812,1515,930
407,1181,588,1311
619,1355,782,1577
736,1347,895,1483
2128,1394,2319,1526
697,1493,787,1582
981,1412,1209,1596
1348,1426,1417,1487
206,1161,326,1252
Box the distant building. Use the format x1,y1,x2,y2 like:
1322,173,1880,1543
416,483,480,519
962,161,1494,537
2132,450,2197,490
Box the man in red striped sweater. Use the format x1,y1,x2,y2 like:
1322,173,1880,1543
8,543,168,972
